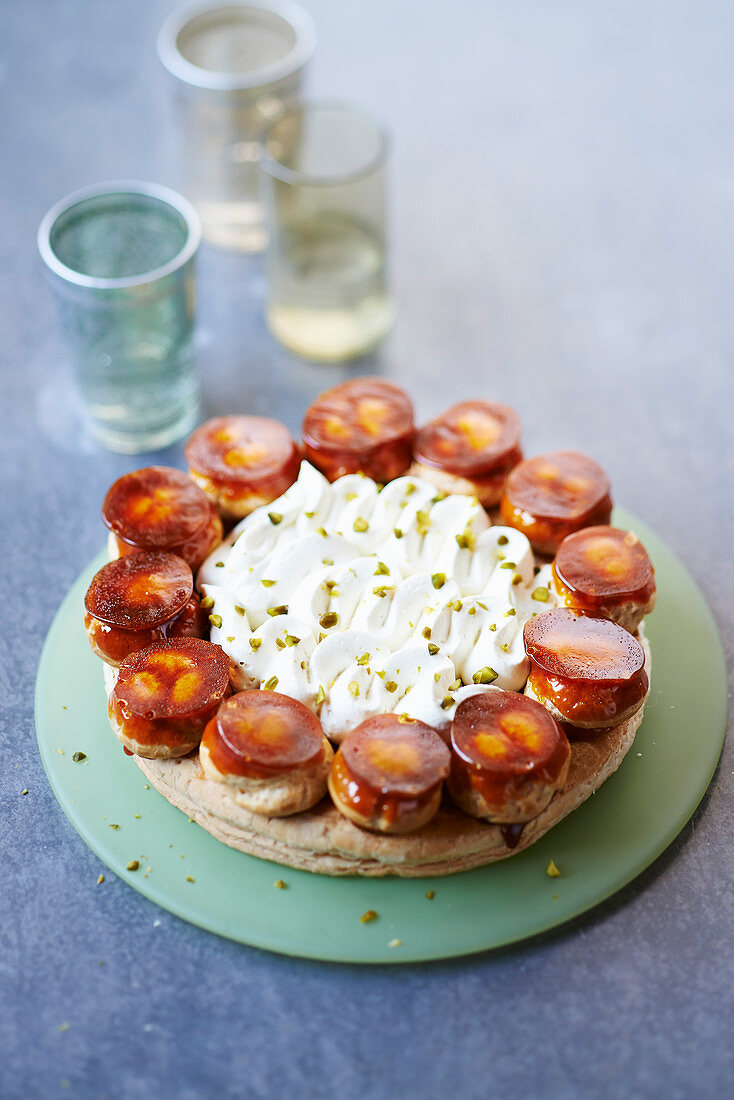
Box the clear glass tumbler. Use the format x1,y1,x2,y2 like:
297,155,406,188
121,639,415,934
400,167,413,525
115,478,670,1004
261,102,394,362
37,181,201,454
158,0,316,252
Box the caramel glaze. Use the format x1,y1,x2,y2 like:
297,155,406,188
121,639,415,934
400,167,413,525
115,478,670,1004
413,401,522,479
552,526,655,620
84,594,204,666
202,691,325,781
302,377,415,484
108,690,225,754
113,512,222,572
186,416,301,504
449,733,570,816
527,666,648,728
329,751,435,829
500,451,612,556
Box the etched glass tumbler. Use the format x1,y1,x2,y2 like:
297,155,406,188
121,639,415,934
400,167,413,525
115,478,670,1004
38,181,201,454
158,0,316,251
261,102,394,361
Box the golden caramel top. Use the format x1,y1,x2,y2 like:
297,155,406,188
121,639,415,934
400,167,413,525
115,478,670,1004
413,400,522,477
203,690,325,779
302,378,414,455
553,526,655,605
84,551,193,631
523,608,645,683
339,714,449,797
185,416,300,487
451,690,568,777
114,638,230,719
102,467,215,549
503,451,612,522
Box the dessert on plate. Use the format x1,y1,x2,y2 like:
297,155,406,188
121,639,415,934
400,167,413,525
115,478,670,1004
84,378,656,876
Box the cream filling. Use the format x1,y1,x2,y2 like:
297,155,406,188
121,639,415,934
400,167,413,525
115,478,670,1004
198,462,559,741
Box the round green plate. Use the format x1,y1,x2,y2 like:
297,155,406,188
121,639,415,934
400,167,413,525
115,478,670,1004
35,509,727,963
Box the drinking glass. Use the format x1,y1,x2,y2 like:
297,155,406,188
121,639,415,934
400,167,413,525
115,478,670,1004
261,102,394,361
38,181,201,454
158,0,316,251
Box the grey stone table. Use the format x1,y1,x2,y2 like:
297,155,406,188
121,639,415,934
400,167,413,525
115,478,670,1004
2,1,732,1096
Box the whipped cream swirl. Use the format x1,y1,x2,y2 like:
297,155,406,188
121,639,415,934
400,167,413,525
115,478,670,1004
198,463,556,740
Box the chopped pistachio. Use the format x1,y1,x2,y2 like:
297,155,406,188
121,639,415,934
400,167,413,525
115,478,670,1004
285,634,300,647
431,572,446,589
416,510,432,534
267,605,288,617
186,875,195,883
304,510,315,519
427,642,439,656
300,660,307,670
319,611,338,628
441,695,455,710
353,517,369,533
375,670,386,679
374,561,390,576
388,938,403,948
360,909,378,923
97,874,104,885
348,681,360,697
512,573,523,585
315,685,326,706
373,585,394,598
263,676,279,691
322,558,334,566
276,638,285,650
500,561,516,570
200,595,214,610
261,578,276,587
345,491,358,502
316,527,327,537
249,637,262,650
356,652,370,665
405,483,417,496
422,626,432,640
268,512,283,525
432,490,447,503
489,623,497,631
209,614,222,629
449,679,462,691
318,632,327,643
108,824,119,830
532,587,550,602
72,751,86,763
235,604,246,616
501,643,510,653
504,608,516,616
274,879,287,889
472,666,498,685
126,860,140,872
226,635,234,643
385,681,398,693
468,606,476,616
434,672,441,682
21,788,28,796
215,561,224,568
497,534,509,545
394,527,404,539
546,860,561,879
426,890,435,900
533,565,541,575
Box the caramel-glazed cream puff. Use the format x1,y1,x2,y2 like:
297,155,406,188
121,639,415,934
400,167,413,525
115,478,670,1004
328,715,450,834
302,377,415,483
552,526,656,632
447,690,570,823
185,416,301,522
410,400,522,506
84,551,204,666
500,451,612,556
108,638,231,758
102,466,223,570
200,690,333,816
523,608,648,732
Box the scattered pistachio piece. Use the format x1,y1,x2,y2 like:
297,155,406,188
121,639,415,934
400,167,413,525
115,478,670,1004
426,890,435,900
209,614,222,629
532,587,550,602
360,909,378,923
261,578,276,587
356,652,370,665
497,534,509,546
374,561,390,576
185,875,195,883
263,676,279,691
285,634,300,647
267,605,288,617
319,611,338,628
512,573,522,585
268,512,283,525
126,860,140,872
249,637,262,650
385,681,398,693
431,572,446,590
473,667,498,685
546,860,561,878
388,938,402,948
449,679,462,691
72,751,86,763
200,595,214,609
427,642,439,655
441,696,454,709
315,685,326,706
394,527,404,539
97,874,105,885
235,605,246,616
504,608,516,616
21,789,28,796
348,681,360,697
274,879,287,889
353,517,369,533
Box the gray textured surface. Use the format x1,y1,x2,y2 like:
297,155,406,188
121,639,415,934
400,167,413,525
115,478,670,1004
1,1,732,1097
